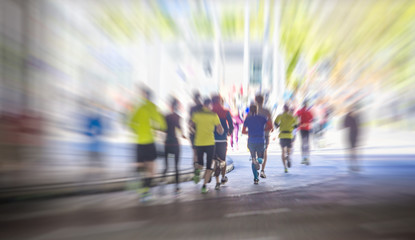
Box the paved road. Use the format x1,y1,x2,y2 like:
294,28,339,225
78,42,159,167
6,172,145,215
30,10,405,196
1,144,415,240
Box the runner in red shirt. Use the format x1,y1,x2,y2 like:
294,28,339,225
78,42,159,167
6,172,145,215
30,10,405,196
296,101,313,165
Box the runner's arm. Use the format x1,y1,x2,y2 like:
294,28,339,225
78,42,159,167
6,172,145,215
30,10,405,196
265,119,273,131
128,109,139,132
177,117,187,139
226,111,234,136
216,124,224,135
274,115,280,129
214,115,224,135
150,104,167,131
242,125,248,134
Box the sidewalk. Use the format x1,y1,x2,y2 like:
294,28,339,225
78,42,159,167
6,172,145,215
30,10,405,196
0,136,234,201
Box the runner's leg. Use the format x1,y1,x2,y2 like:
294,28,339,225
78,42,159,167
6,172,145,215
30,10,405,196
174,145,180,186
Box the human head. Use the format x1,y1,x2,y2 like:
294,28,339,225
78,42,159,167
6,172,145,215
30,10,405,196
193,91,201,105
203,98,212,108
249,104,257,115
140,86,152,101
211,95,221,105
303,100,308,108
283,104,289,112
255,95,264,106
170,97,179,112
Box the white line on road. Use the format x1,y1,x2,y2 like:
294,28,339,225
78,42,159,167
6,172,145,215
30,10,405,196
224,208,291,218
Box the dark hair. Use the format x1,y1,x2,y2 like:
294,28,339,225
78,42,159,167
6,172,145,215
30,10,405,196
283,104,289,112
212,95,221,104
255,95,264,105
203,98,211,106
249,104,257,115
170,98,179,111
193,91,201,102
303,100,308,108
141,86,152,101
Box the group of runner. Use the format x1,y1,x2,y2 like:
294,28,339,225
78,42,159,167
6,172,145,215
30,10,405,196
242,99,314,184
129,86,315,196
187,92,316,191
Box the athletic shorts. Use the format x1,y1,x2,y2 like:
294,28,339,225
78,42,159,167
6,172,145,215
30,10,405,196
248,142,265,159
280,138,292,148
214,141,227,161
165,144,180,155
196,145,215,170
136,143,157,162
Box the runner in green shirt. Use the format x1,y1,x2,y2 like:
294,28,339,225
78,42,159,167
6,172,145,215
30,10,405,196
274,104,298,173
129,87,166,199
190,98,224,194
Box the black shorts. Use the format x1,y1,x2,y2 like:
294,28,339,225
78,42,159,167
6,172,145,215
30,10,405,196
196,145,215,170
280,138,292,148
214,142,227,161
136,143,157,162
165,144,180,155
264,135,270,149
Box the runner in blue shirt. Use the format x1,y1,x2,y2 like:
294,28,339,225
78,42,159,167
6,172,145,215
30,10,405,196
242,104,272,184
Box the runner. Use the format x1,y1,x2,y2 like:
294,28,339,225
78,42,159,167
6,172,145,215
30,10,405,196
211,95,234,190
242,104,272,184
189,92,203,169
164,97,185,193
231,109,243,151
296,101,313,165
129,87,166,199
274,104,298,173
255,94,273,178
343,105,360,171
191,98,224,193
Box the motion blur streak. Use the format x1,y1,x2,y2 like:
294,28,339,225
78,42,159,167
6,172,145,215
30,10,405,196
0,0,415,239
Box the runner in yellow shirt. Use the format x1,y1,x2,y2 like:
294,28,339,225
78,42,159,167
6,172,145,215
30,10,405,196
190,98,224,194
274,104,298,173
129,87,166,198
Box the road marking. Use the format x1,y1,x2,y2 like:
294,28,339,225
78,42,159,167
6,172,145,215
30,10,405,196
30,221,148,240
224,208,291,218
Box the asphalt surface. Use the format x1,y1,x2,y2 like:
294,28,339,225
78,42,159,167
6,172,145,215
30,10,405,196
1,127,415,240
1,148,415,240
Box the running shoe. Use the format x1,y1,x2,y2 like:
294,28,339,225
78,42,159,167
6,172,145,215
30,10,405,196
215,183,221,190
139,188,151,203
301,158,307,164
201,185,208,194
193,169,200,184
260,170,266,178
221,176,228,184
137,186,149,195
254,179,259,184
284,168,288,173
305,158,310,166
175,186,181,194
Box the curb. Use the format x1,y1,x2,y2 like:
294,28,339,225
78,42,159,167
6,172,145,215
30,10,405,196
0,158,234,203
